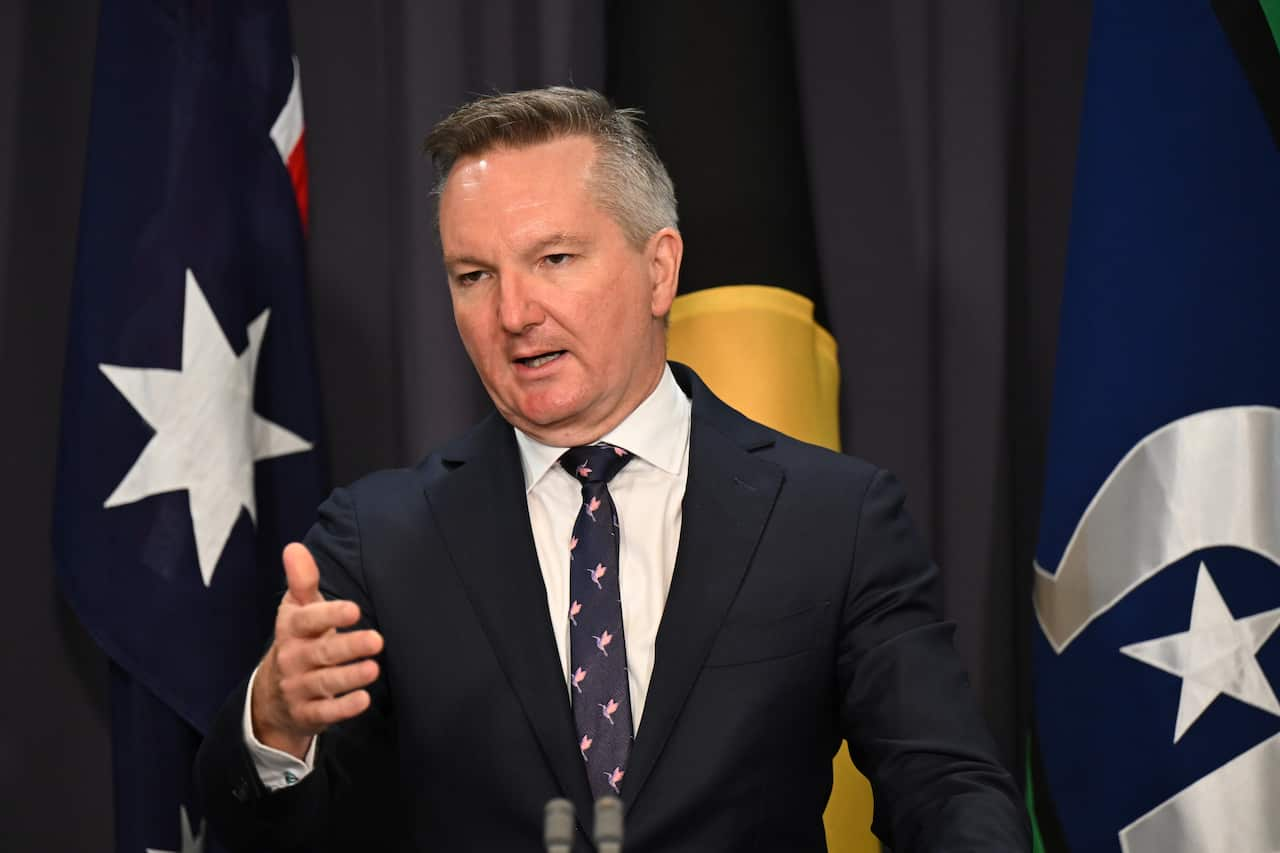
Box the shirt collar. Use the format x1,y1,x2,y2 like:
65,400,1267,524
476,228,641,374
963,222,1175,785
513,364,691,493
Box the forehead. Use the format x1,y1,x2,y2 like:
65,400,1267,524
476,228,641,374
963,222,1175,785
438,136,601,248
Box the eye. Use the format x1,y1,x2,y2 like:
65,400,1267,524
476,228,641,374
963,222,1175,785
543,253,574,267
455,269,487,285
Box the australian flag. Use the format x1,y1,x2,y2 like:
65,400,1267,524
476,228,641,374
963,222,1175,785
1029,1,1280,851
53,2,325,851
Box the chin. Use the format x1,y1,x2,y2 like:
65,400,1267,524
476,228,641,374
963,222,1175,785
506,395,583,433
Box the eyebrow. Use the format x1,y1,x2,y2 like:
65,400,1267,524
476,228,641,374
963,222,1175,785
526,232,591,256
444,232,592,271
443,253,488,271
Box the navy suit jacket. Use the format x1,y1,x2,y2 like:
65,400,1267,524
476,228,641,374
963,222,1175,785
196,363,1029,852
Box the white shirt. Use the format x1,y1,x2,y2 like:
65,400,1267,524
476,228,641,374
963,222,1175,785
245,365,692,789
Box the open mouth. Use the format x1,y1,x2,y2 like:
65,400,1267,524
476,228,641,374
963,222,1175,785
515,350,565,369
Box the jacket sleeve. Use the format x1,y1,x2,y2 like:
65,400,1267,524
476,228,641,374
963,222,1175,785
837,469,1030,852
195,486,398,852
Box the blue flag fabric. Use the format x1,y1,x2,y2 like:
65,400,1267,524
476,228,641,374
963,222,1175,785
1031,2,1280,852
53,1,324,850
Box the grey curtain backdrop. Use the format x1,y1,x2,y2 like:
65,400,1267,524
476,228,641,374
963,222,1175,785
0,1,1091,848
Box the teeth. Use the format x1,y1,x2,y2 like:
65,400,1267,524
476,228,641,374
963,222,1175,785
525,352,562,368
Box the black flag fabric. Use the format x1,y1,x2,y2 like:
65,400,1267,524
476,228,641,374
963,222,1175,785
52,1,324,850
607,3,867,849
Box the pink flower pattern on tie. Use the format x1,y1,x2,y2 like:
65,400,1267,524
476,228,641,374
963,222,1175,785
588,562,607,589
560,442,634,800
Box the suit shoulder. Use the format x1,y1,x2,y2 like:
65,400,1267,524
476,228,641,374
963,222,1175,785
724,411,882,494
335,450,453,508
771,431,878,477
686,368,882,492
329,412,507,521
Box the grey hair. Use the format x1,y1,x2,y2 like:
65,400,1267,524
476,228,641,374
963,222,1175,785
424,87,678,247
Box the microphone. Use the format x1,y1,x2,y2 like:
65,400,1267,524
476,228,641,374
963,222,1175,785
593,795,624,853
543,798,575,853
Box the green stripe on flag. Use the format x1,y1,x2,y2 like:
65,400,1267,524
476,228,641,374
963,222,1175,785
1025,738,1047,853
1212,0,1280,147
1261,0,1280,54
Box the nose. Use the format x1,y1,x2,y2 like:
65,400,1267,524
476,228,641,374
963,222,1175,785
496,271,545,334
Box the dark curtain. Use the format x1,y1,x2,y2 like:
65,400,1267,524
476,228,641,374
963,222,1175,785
789,1,1092,766
0,2,114,851
0,1,1090,848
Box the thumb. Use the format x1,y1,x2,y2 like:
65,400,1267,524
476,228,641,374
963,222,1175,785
282,542,323,606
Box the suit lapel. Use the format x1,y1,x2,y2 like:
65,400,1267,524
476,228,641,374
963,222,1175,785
623,373,784,813
423,415,594,821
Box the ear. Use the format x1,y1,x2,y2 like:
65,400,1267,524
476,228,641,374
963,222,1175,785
647,227,683,318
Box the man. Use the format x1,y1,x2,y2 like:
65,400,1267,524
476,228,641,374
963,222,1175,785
196,87,1029,852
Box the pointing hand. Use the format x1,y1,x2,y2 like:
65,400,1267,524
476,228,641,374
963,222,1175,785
249,543,384,759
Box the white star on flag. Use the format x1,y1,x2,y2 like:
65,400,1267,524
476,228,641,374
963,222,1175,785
146,804,205,853
100,268,313,586
1121,561,1280,742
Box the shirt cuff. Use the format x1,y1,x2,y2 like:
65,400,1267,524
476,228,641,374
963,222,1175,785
242,664,317,790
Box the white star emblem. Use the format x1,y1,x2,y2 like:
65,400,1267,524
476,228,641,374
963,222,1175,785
146,804,205,853
1121,561,1280,742
100,269,313,586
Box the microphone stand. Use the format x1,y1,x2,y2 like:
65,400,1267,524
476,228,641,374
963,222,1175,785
543,798,575,853
593,796,624,853
543,795,625,852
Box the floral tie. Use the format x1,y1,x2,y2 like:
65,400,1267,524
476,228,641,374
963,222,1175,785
560,443,634,799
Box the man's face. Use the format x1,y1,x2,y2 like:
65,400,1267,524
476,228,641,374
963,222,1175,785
439,135,681,446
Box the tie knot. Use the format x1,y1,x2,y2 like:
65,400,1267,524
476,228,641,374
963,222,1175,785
559,443,634,484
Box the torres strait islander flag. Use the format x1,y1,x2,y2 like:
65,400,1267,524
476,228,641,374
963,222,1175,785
53,2,324,851
1029,2,1280,851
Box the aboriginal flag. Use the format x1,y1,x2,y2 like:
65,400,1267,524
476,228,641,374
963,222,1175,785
607,3,866,850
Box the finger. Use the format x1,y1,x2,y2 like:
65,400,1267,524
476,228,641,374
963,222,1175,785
286,599,361,638
282,543,323,606
285,659,380,701
305,628,384,669
294,689,372,729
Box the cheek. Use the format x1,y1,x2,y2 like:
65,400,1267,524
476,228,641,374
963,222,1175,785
590,273,649,331
605,286,655,341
